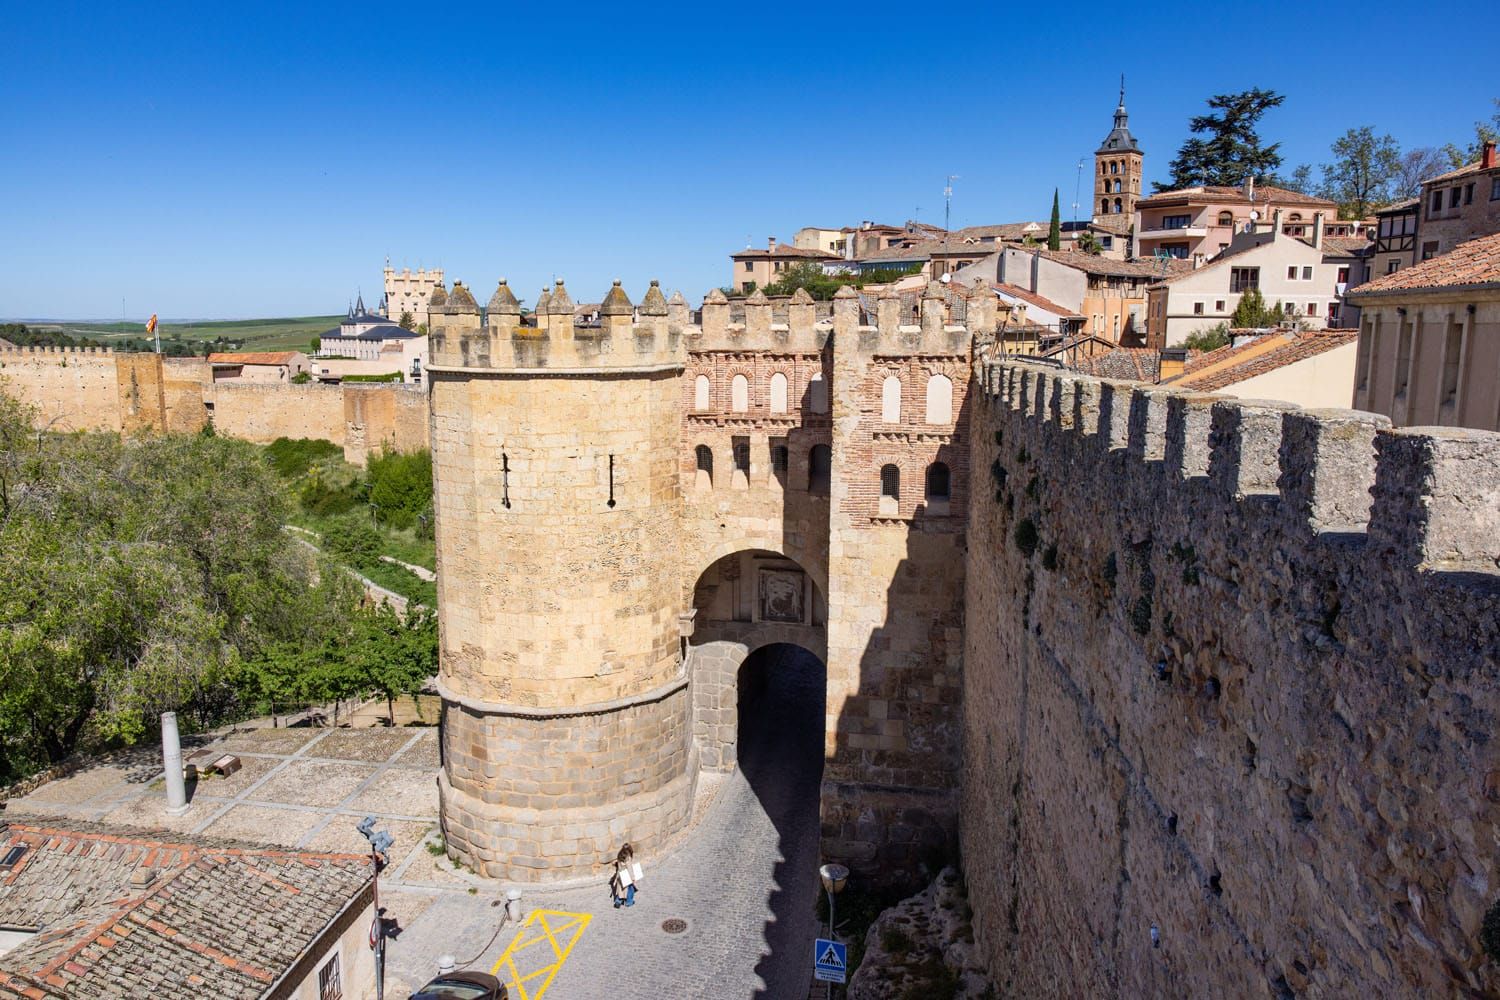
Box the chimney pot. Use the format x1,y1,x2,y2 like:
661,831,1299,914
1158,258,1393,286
1484,141,1498,170
768,236,777,250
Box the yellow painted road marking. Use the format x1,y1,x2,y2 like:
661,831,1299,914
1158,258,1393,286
491,908,592,1000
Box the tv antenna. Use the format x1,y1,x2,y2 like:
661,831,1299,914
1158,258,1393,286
943,175,959,233
1072,159,1084,229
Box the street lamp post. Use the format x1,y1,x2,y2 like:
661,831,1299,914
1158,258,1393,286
358,816,394,1000
819,862,849,994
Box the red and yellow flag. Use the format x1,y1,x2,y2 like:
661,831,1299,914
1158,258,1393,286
145,314,158,334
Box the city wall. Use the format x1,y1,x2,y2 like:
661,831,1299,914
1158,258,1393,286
0,346,429,464
961,361,1500,996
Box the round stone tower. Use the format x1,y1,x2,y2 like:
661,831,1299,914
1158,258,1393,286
427,277,695,881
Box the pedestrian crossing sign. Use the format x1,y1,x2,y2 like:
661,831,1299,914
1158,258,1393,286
814,937,847,984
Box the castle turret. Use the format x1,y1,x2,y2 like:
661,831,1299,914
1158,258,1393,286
428,279,692,881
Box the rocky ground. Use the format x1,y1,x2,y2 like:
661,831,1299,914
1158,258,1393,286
848,867,993,999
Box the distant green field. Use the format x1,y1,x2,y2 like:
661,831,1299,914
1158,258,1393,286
29,316,343,353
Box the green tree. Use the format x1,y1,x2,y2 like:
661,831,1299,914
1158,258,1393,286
1047,189,1061,251
1230,289,1280,329
1182,323,1230,352
1075,231,1103,256
1318,127,1400,219
366,449,433,529
398,311,415,331
348,604,437,724
1394,147,1448,200
1157,89,1286,191
1442,98,1500,168
309,337,320,355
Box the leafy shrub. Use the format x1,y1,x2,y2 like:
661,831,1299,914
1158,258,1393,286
299,476,362,516
343,372,405,383
1182,323,1230,352
323,513,384,569
367,449,433,529
265,437,343,477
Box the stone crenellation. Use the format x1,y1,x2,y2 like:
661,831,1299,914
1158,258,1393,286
962,359,1500,996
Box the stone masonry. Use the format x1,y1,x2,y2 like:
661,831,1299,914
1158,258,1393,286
962,361,1500,996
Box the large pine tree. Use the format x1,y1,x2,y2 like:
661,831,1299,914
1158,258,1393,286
1047,189,1061,251
1156,89,1286,192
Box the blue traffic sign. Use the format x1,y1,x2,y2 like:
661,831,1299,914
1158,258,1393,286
814,937,847,984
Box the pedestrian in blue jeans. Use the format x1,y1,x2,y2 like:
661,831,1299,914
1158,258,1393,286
610,843,637,908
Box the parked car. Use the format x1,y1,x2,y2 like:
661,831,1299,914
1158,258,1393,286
408,970,508,999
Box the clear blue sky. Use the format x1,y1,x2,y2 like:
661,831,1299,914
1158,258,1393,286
2,1,1493,319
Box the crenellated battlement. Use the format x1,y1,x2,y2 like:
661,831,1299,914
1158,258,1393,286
428,277,997,372
0,345,116,358
981,360,1500,577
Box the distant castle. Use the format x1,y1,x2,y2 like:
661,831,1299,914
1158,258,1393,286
383,261,445,329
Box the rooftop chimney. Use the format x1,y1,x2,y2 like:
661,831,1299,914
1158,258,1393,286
1484,141,1498,170
768,236,777,251
1272,208,1284,237
1312,212,1325,250
1158,346,1189,382
1244,176,1256,203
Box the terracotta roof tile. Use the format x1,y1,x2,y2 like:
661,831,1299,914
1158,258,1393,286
206,351,301,366
0,820,371,1000
1348,231,1500,296
730,245,839,260
1137,184,1337,209
1169,330,1358,391
1066,347,1164,382
991,283,1083,319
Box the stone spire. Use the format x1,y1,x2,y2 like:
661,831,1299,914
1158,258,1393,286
487,278,520,316
600,280,633,316
429,282,448,309
1097,75,1140,153
640,279,669,317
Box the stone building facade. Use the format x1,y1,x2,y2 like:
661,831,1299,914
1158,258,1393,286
383,263,445,329
426,279,986,882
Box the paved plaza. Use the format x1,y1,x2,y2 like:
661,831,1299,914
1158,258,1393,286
4,648,829,999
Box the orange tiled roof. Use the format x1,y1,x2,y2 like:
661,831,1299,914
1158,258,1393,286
207,351,301,366
1169,330,1358,391
1066,347,1165,382
992,283,1083,319
1348,231,1500,297
1137,183,1336,209
730,245,839,260
0,820,371,1000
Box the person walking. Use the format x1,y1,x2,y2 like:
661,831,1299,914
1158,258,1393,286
610,843,637,908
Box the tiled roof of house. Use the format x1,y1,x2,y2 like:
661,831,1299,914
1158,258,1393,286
206,351,301,366
1168,330,1358,391
1028,248,1185,279
949,222,1046,242
1067,347,1164,382
992,283,1084,319
0,820,372,1000
1319,235,1374,257
1423,156,1500,184
1137,184,1336,209
1375,197,1419,215
1348,231,1500,297
731,245,840,260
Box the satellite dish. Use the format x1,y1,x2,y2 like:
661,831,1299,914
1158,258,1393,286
939,272,952,284
1249,210,1260,220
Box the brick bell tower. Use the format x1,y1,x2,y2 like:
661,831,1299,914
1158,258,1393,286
426,277,696,881
1093,76,1143,224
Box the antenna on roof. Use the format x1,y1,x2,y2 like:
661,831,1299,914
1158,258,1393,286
1072,159,1083,229
944,176,959,233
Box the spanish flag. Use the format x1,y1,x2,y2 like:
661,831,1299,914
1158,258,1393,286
146,314,158,335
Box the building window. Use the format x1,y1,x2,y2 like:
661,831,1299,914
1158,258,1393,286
1450,187,1462,209
881,375,902,423
1217,211,1233,226
695,444,713,490
808,371,829,413
1337,267,1349,284
1289,213,1302,223
1214,300,1225,312
733,439,750,473
1287,266,1298,280
1230,267,1260,293
769,372,788,413
808,444,831,494
1193,302,1204,315
771,441,789,478
1101,197,1110,214
318,955,342,1000
1114,198,1122,213
1491,177,1500,201
879,465,900,516
1163,214,1192,230
1464,183,1474,205
693,374,710,411
1113,179,1122,193
1306,303,1317,316
1387,259,1400,274
1302,266,1313,280
924,373,953,424
730,373,749,412
1111,161,1119,174
1422,241,1439,261
1430,190,1443,216
1101,235,1113,249
743,261,753,272
925,462,950,500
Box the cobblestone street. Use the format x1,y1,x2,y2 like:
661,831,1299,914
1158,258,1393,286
385,644,827,1000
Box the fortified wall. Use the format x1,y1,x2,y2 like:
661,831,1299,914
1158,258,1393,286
0,345,428,464
962,361,1500,995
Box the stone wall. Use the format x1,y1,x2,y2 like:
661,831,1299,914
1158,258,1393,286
0,347,123,431
961,361,1500,996
213,381,349,447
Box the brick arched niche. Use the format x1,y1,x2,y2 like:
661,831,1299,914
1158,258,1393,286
688,549,828,772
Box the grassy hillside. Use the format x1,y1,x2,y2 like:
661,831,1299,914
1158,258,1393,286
21,316,342,354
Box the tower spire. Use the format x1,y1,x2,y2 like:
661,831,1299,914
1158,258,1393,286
1119,73,1125,108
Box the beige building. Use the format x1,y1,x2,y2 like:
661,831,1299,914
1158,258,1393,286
382,261,445,329
1416,141,1500,263
729,239,840,292
1163,329,1359,407
1146,212,1365,346
1135,181,1339,263
206,349,310,383
794,226,849,255
317,295,428,380
1346,229,1500,431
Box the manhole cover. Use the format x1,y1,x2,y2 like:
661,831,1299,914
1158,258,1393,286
661,918,688,934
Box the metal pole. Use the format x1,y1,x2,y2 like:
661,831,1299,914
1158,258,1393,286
373,850,385,1000
161,712,189,816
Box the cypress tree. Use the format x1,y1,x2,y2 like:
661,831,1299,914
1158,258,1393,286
1047,189,1061,251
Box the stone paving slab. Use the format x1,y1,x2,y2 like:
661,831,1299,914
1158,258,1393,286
392,730,441,770
314,728,416,763
218,727,329,754
188,753,284,796
304,817,433,863
200,803,327,846
345,767,438,817
248,760,380,808
100,789,232,834
15,760,157,806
